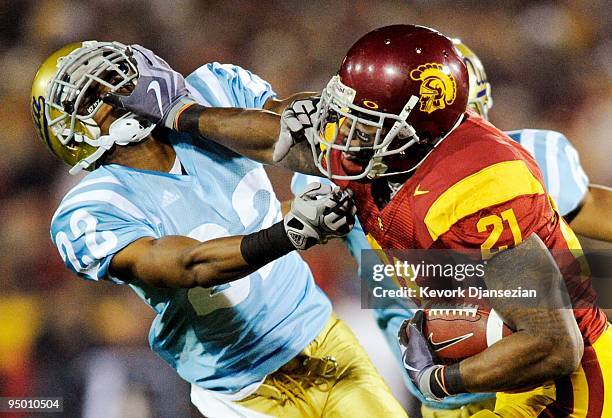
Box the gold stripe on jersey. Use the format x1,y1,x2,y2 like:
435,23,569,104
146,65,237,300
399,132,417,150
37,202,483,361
425,160,545,241
570,363,590,417
559,216,592,281
593,325,612,417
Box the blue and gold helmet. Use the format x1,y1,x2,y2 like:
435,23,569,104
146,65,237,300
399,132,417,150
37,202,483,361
452,39,493,120
31,41,143,174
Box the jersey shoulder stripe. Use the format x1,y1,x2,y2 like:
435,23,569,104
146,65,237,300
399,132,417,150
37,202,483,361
424,160,544,241
52,173,147,225
63,175,123,199
505,128,589,215
186,64,233,107
54,189,148,222
186,62,276,110
50,171,159,282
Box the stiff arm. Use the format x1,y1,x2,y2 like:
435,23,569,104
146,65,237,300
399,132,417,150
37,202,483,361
176,97,322,176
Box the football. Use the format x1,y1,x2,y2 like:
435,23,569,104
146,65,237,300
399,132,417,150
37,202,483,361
423,306,513,364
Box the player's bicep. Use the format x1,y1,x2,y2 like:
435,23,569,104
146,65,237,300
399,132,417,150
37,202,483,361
110,235,199,287
483,234,583,365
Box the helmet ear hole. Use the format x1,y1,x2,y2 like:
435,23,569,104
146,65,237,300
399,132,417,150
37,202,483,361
452,38,493,120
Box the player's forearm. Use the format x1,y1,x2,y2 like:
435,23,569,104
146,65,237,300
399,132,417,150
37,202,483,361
177,104,279,165
570,184,612,242
181,235,257,287
112,222,297,289
184,221,301,287
263,92,320,113
458,320,582,392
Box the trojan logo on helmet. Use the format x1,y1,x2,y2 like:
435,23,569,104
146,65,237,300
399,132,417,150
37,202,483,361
312,24,469,181
409,63,458,114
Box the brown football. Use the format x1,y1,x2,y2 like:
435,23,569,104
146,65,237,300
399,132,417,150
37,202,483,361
423,306,513,364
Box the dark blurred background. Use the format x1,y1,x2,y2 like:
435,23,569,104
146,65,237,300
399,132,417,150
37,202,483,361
1,0,610,416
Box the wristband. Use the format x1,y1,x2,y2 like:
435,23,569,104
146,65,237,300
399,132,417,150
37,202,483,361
240,221,296,266
443,363,466,395
175,102,202,133
423,363,466,401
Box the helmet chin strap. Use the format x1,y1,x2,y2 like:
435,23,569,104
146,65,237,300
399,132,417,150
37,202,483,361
69,113,155,175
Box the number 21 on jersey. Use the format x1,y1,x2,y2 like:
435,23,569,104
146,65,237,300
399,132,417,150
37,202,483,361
477,208,522,259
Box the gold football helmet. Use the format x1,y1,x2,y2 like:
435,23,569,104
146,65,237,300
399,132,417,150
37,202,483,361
452,39,493,120
31,41,152,174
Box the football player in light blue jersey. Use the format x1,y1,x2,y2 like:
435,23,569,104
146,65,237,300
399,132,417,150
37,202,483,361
32,42,408,418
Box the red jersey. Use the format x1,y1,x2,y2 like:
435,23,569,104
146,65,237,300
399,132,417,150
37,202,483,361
331,111,606,344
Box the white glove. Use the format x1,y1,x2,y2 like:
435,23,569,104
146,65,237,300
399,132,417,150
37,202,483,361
284,182,356,250
273,97,320,162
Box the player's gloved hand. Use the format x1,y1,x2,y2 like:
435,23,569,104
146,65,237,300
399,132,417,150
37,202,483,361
405,373,495,409
284,182,356,250
399,310,448,401
104,44,196,128
274,97,320,162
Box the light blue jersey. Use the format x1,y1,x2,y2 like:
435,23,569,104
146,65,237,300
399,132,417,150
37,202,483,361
506,129,589,215
51,63,331,396
291,127,589,408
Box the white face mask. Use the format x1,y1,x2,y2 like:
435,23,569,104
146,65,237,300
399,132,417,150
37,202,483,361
313,76,421,181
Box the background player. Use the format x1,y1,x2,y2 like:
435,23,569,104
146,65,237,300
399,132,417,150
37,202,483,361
454,40,612,244
113,24,612,416
32,41,407,418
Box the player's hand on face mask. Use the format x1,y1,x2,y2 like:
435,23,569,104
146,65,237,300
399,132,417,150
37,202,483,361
284,182,356,250
104,44,196,128
274,97,321,162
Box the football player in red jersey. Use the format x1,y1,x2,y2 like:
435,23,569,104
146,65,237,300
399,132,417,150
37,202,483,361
108,24,612,416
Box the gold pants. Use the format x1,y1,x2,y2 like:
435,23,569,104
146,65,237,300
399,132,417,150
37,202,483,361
238,314,408,417
421,399,496,418
485,326,612,417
